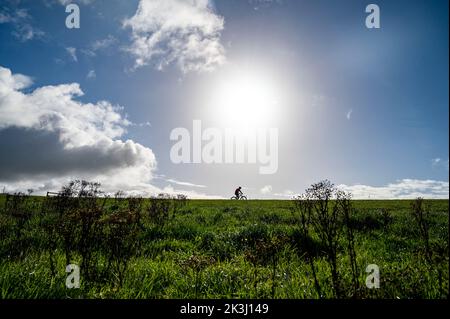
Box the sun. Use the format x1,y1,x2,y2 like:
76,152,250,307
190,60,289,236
211,71,279,128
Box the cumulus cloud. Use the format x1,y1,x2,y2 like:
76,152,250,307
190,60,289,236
338,179,449,199
123,0,226,73
0,65,158,195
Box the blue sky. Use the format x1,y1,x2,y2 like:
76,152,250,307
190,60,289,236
0,0,448,198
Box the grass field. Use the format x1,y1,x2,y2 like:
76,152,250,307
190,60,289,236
0,190,448,299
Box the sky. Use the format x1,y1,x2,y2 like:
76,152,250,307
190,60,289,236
0,0,448,199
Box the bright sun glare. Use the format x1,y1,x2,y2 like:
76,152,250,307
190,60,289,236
212,71,279,128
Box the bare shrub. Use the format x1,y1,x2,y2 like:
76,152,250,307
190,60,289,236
293,180,360,298
101,209,141,287
48,180,105,281
306,180,342,297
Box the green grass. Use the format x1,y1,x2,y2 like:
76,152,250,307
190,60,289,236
0,196,448,299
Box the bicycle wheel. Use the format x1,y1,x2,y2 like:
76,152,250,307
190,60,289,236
240,196,247,200
230,196,237,200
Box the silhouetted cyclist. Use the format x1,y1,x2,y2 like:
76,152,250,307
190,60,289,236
234,186,243,199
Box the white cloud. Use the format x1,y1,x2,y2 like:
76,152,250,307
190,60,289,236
66,47,78,62
87,69,96,79
82,35,118,57
123,0,226,73
431,157,449,171
268,179,449,200
431,158,441,166
91,35,117,51
250,0,283,10
338,179,449,199
346,109,353,120
166,178,206,188
273,189,296,198
0,8,44,42
260,185,272,194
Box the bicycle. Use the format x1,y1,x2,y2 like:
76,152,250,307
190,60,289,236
230,194,247,200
